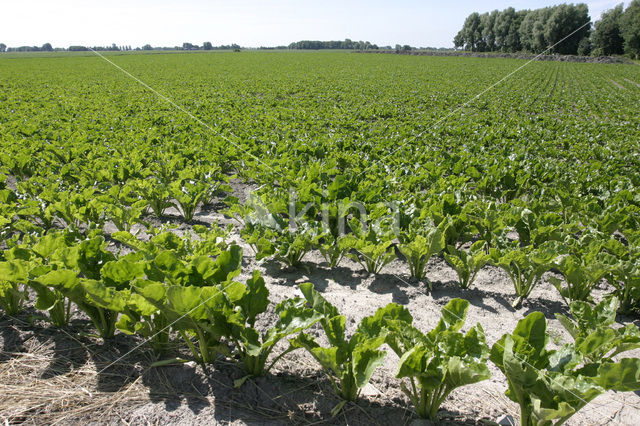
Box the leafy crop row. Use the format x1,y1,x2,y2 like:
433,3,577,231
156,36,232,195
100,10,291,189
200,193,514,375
1,227,638,423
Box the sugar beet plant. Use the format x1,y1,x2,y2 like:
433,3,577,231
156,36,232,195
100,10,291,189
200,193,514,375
491,298,640,426
367,299,491,420
291,282,388,406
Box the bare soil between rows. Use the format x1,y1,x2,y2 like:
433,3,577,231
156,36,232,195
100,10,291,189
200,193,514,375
1,181,639,425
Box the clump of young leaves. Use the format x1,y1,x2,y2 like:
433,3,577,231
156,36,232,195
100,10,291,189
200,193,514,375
513,208,566,247
112,224,230,262
342,217,396,275
601,239,639,314
100,183,147,232
15,178,58,231
464,200,510,252
252,221,319,268
444,240,490,289
169,178,210,222
368,299,490,421
316,199,354,268
491,303,640,426
136,178,174,217
548,232,616,305
117,278,171,354
52,188,105,233
490,242,559,309
134,246,243,362
0,231,120,331
23,231,81,326
318,232,350,268
550,251,609,305
0,259,28,316
290,282,387,409
555,297,640,364
169,168,230,222
220,271,324,379
33,236,124,338
396,219,447,286
236,195,318,267
135,281,232,364
0,211,29,316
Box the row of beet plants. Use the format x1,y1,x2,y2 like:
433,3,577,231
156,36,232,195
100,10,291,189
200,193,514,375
0,227,639,425
230,189,639,313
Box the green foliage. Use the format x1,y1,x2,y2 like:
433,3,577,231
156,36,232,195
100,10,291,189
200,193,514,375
592,4,625,56
550,247,609,305
0,261,28,315
555,297,640,364
342,217,396,275
369,299,490,420
291,283,387,403
456,4,590,54
621,0,640,58
0,51,639,424
136,281,232,364
601,239,640,314
491,309,640,426
444,241,490,289
490,243,559,308
397,220,446,285
221,271,323,377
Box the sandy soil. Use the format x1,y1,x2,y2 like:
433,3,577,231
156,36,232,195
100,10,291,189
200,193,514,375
1,181,639,425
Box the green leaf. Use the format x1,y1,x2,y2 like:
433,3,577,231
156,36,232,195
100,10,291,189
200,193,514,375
596,359,640,391
352,348,386,388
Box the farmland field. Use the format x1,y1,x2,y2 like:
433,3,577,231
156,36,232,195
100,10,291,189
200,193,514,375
0,51,639,424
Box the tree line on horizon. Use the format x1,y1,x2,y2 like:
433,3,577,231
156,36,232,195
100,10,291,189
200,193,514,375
453,1,640,58
0,39,387,53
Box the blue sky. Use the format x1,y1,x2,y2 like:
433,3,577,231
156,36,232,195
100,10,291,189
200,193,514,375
1,0,627,49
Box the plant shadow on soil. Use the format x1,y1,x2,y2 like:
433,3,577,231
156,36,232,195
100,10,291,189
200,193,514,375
0,313,29,362
32,320,91,379
430,280,511,314
143,359,416,425
263,260,364,292
368,273,419,305
1,311,147,392
1,312,415,424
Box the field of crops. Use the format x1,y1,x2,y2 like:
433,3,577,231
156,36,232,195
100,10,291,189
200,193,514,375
0,51,639,425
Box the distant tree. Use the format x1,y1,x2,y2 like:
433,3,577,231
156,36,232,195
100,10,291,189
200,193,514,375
480,10,500,51
621,0,640,58
68,45,88,51
577,37,592,55
544,3,590,55
457,4,592,55
0,43,6,52
41,42,53,51
142,44,153,50
463,12,482,51
453,31,464,49
493,7,524,52
203,41,213,50
182,42,195,50
592,4,624,56
519,7,552,53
